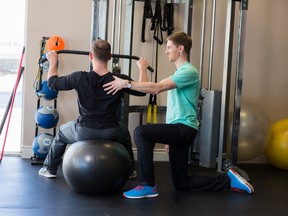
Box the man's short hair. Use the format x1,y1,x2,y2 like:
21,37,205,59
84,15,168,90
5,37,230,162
167,32,192,55
91,39,111,61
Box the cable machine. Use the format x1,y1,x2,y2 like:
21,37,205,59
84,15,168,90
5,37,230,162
218,0,249,175
191,0,249,174
91,0,193,125
91,0,250,177
190,0,222,168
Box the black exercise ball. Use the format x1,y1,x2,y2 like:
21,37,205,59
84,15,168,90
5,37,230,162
62,139,132,195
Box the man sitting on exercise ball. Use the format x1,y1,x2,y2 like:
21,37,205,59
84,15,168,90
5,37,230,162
104,31,254,199
39,39,146,179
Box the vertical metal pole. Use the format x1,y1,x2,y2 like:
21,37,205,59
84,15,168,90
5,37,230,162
184,0,193,40
121,0,135,126
111,0,117,53
117,0,123,54
95,0,109,40
231,0,248,165
191,0,206,163
199,0,207,90
91,0,109,68
122,0,135,77
91,0,99,41
184,0,195,162
217,0,236,172
208,0,216,90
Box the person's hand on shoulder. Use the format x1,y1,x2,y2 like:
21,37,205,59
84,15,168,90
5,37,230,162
103,76,128,95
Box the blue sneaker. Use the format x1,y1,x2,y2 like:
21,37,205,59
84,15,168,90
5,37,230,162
123,185,159,199
228,168,254,194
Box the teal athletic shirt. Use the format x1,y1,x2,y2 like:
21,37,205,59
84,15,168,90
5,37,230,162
166,62,199,130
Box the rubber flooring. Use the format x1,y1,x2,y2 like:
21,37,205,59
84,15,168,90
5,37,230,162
0,156,287,216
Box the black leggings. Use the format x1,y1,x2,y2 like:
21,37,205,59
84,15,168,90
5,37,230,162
134,123,230,192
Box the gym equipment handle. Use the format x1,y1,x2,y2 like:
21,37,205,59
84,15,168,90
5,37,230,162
39,50,154,72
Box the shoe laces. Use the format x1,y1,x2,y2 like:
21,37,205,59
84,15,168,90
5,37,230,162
134,185,144,191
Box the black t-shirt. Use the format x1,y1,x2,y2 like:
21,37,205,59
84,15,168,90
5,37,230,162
48,71,145,129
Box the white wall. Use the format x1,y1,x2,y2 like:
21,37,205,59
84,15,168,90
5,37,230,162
192,0,288,124
22,0,92,151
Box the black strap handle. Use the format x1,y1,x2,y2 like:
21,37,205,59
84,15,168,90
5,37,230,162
151,0,163,45
162,2,174,35
141,0,153,43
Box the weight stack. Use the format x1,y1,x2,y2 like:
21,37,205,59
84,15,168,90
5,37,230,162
192,88,222,168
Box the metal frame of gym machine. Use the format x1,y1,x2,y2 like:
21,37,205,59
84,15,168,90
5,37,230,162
218,0,249,176
91,0,249,176
192,0,249,174
190,0,222,169
91,0,192,126
123,0,193,127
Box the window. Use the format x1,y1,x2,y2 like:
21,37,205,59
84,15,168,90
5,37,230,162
0,0,25,154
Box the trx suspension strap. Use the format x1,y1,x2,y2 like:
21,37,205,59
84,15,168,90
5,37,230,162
162,0,175,36
141,0,153,43
33,37,50,139
147,0,162,123
35,37,49,92
151,0,163,45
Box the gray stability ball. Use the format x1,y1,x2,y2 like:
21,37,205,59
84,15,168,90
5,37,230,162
62,139,132,195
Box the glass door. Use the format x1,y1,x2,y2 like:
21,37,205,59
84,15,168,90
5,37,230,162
0,0,25,154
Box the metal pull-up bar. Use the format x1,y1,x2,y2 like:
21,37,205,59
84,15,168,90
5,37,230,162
39,50,154,72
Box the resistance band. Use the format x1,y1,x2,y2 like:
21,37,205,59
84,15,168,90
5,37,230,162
33,37,50,138
147,31,160,124
34,37,49,92
146,0,163,123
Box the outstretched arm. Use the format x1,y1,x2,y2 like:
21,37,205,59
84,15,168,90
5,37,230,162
104,76,176,95
103,57,176,95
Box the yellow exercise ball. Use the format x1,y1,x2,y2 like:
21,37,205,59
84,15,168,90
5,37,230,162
266,119,288,170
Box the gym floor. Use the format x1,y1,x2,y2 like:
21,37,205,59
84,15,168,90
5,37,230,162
0,156,287,216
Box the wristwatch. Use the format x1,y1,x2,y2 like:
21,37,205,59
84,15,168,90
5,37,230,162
126,80,132,89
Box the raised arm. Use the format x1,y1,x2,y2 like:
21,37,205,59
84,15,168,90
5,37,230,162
46,50,59,79
137,57,149,82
